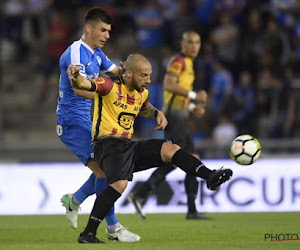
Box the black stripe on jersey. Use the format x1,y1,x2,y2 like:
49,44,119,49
94,95,103,140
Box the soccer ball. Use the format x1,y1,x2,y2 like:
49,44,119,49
230,135,261,165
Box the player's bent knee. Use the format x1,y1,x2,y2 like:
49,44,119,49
161,142,181,163
110,180,128,194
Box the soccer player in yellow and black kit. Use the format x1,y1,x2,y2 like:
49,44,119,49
68,54,232,243
128,31,212,220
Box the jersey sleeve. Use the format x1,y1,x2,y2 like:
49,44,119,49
167,56,185,78
69,42,88,77
92,77,114,96
99,51,116,73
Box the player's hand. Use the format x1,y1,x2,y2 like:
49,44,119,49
120,61,126,74
67,65,81,81
155,110,168,130
195,90,207,104
192,104,206,119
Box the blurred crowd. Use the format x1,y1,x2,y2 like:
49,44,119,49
1,0,300,146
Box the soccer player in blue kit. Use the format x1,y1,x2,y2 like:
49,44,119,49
56,7,140,242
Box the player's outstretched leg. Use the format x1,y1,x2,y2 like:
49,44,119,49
206,167,233,191
163,145,233,190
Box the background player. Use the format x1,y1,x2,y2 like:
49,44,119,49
67,54,233,243
56,7,139,242
128,31,210,220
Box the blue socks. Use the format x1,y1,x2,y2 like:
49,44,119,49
73,173,96,203
73,173,119,226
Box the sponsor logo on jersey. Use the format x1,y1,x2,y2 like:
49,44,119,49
113,101,127,109
117,112,136,130
96,56,102,65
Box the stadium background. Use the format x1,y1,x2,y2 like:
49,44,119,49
0,0,299,215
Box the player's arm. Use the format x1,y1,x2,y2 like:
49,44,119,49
106,64,124,76
68,64,95,99
68,65,94,91
73,88,95,100
104,61,125,77
139,102,168,130
164,71,207,104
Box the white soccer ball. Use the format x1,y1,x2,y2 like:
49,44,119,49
230,135,261,165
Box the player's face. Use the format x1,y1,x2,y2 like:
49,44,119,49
89,21,111,49
181,34,201,59
132,63,152,92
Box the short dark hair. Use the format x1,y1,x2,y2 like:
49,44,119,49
84,7,113,25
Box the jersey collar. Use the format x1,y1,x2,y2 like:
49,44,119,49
80,39,96,54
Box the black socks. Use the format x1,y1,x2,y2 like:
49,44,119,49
171,149,212,179
83,186,121,235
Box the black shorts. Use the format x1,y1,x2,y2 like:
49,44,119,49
165,112,196,153
93,137,167,184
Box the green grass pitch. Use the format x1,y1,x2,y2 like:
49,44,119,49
0,213,299,249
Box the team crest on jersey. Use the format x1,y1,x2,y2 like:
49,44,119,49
170,61,182,74
76,64,85,75
95,77,105,84
96,56,102,65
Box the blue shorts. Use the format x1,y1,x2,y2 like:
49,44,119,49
56,116,94,165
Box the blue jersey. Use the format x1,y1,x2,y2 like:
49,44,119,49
56,39,116,125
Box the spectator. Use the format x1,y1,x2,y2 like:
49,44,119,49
210,12,239,77
215,0,246,25
212,112,238,157
169,0,199,51
193,0,217,42
132,1,164,49
262,17,291,67
196,41,217,91
3,0,27,61
257,71,296,138
38,10,71,103
232,70,255,134
27,0,52,41
209,59,233,123
239,9,264,78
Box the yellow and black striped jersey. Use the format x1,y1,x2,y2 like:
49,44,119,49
163,55,195,111
91,76,149,140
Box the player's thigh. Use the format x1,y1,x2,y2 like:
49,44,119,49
133,139,167,172
56,123,93,166
87,159,105,178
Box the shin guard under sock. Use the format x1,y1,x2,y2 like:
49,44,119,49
83,186,121,235
95,178,118,226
